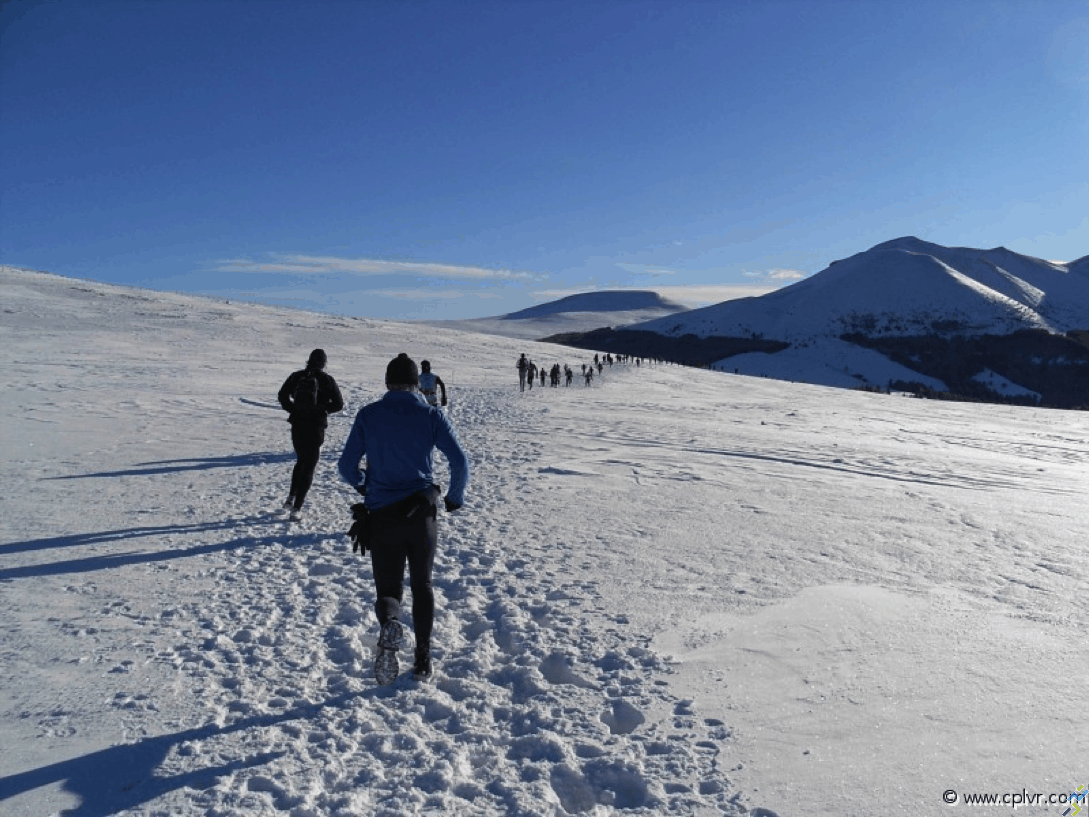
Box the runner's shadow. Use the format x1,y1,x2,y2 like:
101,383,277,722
0,516,278,556
0,526,323,580
0,693,355,816
42,452,294,480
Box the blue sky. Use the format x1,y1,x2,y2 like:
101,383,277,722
2,0,1087,320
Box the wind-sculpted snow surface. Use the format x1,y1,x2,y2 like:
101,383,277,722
2,267,1087,816
0,269,746,815
97,390,741,816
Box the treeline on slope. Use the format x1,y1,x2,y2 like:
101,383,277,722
843,329,1089,410
543,327,789,367
547,326,1089,410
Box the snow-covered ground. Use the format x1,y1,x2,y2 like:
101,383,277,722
2,267,1087,816
971,369,1041,401
711,337,949,392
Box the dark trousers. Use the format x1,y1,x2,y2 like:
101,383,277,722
289,424,325,509
369,514,438,647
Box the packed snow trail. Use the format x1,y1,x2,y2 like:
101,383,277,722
188,386,743,816
2,383,746,816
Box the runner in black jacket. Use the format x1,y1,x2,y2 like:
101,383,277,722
277,349,345,519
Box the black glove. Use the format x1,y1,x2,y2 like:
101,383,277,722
348,522,365,554
348,503,369,555
444,498,462,513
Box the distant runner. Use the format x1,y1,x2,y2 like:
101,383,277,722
418,360,448,407
277,349,344,521
517,354,529,392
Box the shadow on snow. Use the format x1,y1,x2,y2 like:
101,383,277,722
0,521,321,580
1,516,279,556
0,692,366,816
40,452,295,481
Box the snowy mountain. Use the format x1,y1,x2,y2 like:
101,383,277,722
417,290,688,340
503,290,687,319
635,237,1089,341
2,266,1087,816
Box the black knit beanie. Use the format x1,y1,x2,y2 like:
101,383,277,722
385,353,419,387
307,349,327,370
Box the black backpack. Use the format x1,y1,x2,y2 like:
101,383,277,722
292,371,320,415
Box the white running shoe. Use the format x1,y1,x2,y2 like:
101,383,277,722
374,620,405,685
289,507,302,522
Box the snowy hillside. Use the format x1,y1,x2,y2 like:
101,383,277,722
635,237,1089,341
714,337,950,391
418,290,688,341
2,267,1087,817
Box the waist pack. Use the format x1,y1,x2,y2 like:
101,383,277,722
368,484,442,523
350,485,441,558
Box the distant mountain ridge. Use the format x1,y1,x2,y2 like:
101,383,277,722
634,237,1089,341
502,290,688,320
548,239,1089,408
416,289,688,341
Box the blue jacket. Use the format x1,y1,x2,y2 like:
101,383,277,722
337,390,469,510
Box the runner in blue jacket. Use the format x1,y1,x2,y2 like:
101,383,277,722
338,353,469,683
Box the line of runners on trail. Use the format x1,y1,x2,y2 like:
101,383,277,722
275,347,660,686
276,349,654,532
516,351,655,392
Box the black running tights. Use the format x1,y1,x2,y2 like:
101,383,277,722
369,515,438,647
289,424,325,509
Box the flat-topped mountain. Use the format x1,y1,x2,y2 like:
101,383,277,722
503,290,687,320
417,289,688,340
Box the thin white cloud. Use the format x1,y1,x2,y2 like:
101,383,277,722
744,268,807,281
767,269,807,280
207,285,470,304
214,254,536,281
615,263,677,277
365,288,466,300
620,262,806,284
346,287,513,301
